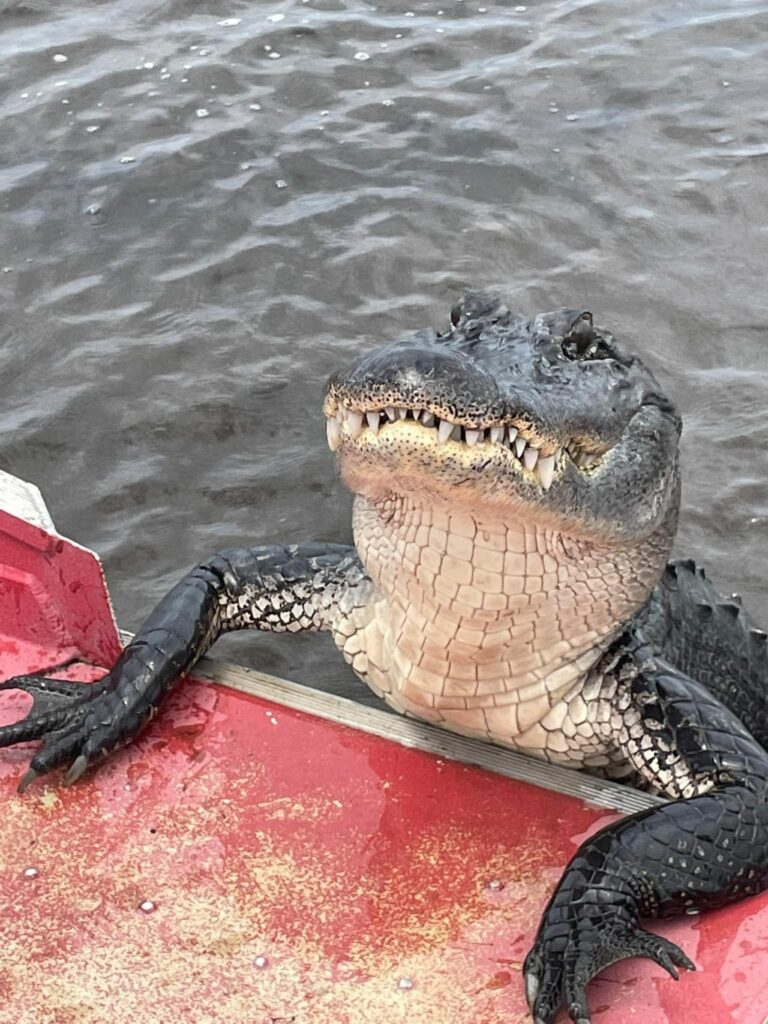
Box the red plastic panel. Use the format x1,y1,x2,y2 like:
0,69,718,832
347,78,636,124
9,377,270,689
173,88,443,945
1,672,766,1024
0,507,121,678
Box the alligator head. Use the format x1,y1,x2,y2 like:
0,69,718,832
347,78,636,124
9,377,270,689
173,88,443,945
324,290,681,547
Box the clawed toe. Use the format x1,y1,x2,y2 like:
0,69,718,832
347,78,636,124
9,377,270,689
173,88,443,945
0,673,92,710
0,674,93,753
524,968,540,1011
0,673,111,790
523,918,695,1023
64,754,90,786
629,931,696,980
16,767,40,794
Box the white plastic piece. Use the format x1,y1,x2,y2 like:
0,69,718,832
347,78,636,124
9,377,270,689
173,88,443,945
0,469,56,532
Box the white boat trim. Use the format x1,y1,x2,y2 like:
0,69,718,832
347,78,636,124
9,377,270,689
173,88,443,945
0,469,56,533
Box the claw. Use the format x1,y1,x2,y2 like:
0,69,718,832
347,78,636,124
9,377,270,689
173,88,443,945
657,953,679,981
565,977,591,1023
633,930,695,983
17,768,39,794
525,971,540,1011
671,945,695,973
64,754,90,786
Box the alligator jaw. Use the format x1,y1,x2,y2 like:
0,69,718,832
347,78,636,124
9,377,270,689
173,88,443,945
324,294,681,547
324,401,610,493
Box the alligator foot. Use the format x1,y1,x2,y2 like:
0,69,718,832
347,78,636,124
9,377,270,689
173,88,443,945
0,673,111,791
523,917,695,1023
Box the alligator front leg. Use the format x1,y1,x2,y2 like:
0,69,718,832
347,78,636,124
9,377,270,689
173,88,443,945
0,543,365,790
524,640,768,1024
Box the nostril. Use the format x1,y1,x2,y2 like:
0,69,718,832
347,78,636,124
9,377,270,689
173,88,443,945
449,289,505,329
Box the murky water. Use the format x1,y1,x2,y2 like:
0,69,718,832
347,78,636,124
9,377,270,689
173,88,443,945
1,0,766,702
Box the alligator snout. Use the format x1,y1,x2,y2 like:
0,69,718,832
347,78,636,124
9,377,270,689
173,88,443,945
328,336,506,425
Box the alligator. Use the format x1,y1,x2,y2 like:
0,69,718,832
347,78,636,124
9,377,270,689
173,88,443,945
1,291,767,1023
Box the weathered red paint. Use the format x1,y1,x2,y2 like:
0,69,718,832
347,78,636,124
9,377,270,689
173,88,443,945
0,481,765,1023
0,505,121,678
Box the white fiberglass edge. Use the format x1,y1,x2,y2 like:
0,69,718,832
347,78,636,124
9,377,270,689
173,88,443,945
0,469,56,533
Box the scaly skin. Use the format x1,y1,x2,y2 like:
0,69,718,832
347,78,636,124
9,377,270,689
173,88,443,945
1,292,766,1022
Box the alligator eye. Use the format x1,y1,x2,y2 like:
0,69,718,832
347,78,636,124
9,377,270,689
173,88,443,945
561,312,613,362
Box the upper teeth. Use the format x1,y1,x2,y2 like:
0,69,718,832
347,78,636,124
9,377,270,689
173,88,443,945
327,404,570,491
438,419,454,445
347,410,364,439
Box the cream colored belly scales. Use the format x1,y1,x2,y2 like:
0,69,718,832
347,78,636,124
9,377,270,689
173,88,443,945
327,495,664,769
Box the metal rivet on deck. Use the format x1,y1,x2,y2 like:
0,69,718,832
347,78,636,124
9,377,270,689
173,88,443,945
486,879,505,892
397,977,414,991
23,867,38,879
253,955,269,969
138,900,156,914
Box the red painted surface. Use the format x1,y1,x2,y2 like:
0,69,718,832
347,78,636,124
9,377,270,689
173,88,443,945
0,480,765,1024
0,506,121,678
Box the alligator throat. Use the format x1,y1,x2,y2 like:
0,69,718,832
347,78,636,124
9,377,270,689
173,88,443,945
330,493,671,763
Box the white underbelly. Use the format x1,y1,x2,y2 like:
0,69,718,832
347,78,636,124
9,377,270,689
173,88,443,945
330,604,613,768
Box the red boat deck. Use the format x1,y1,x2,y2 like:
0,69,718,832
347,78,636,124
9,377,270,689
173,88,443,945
0,470,765,1024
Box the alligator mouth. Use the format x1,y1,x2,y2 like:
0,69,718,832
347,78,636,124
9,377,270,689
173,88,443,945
324,401,606,492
